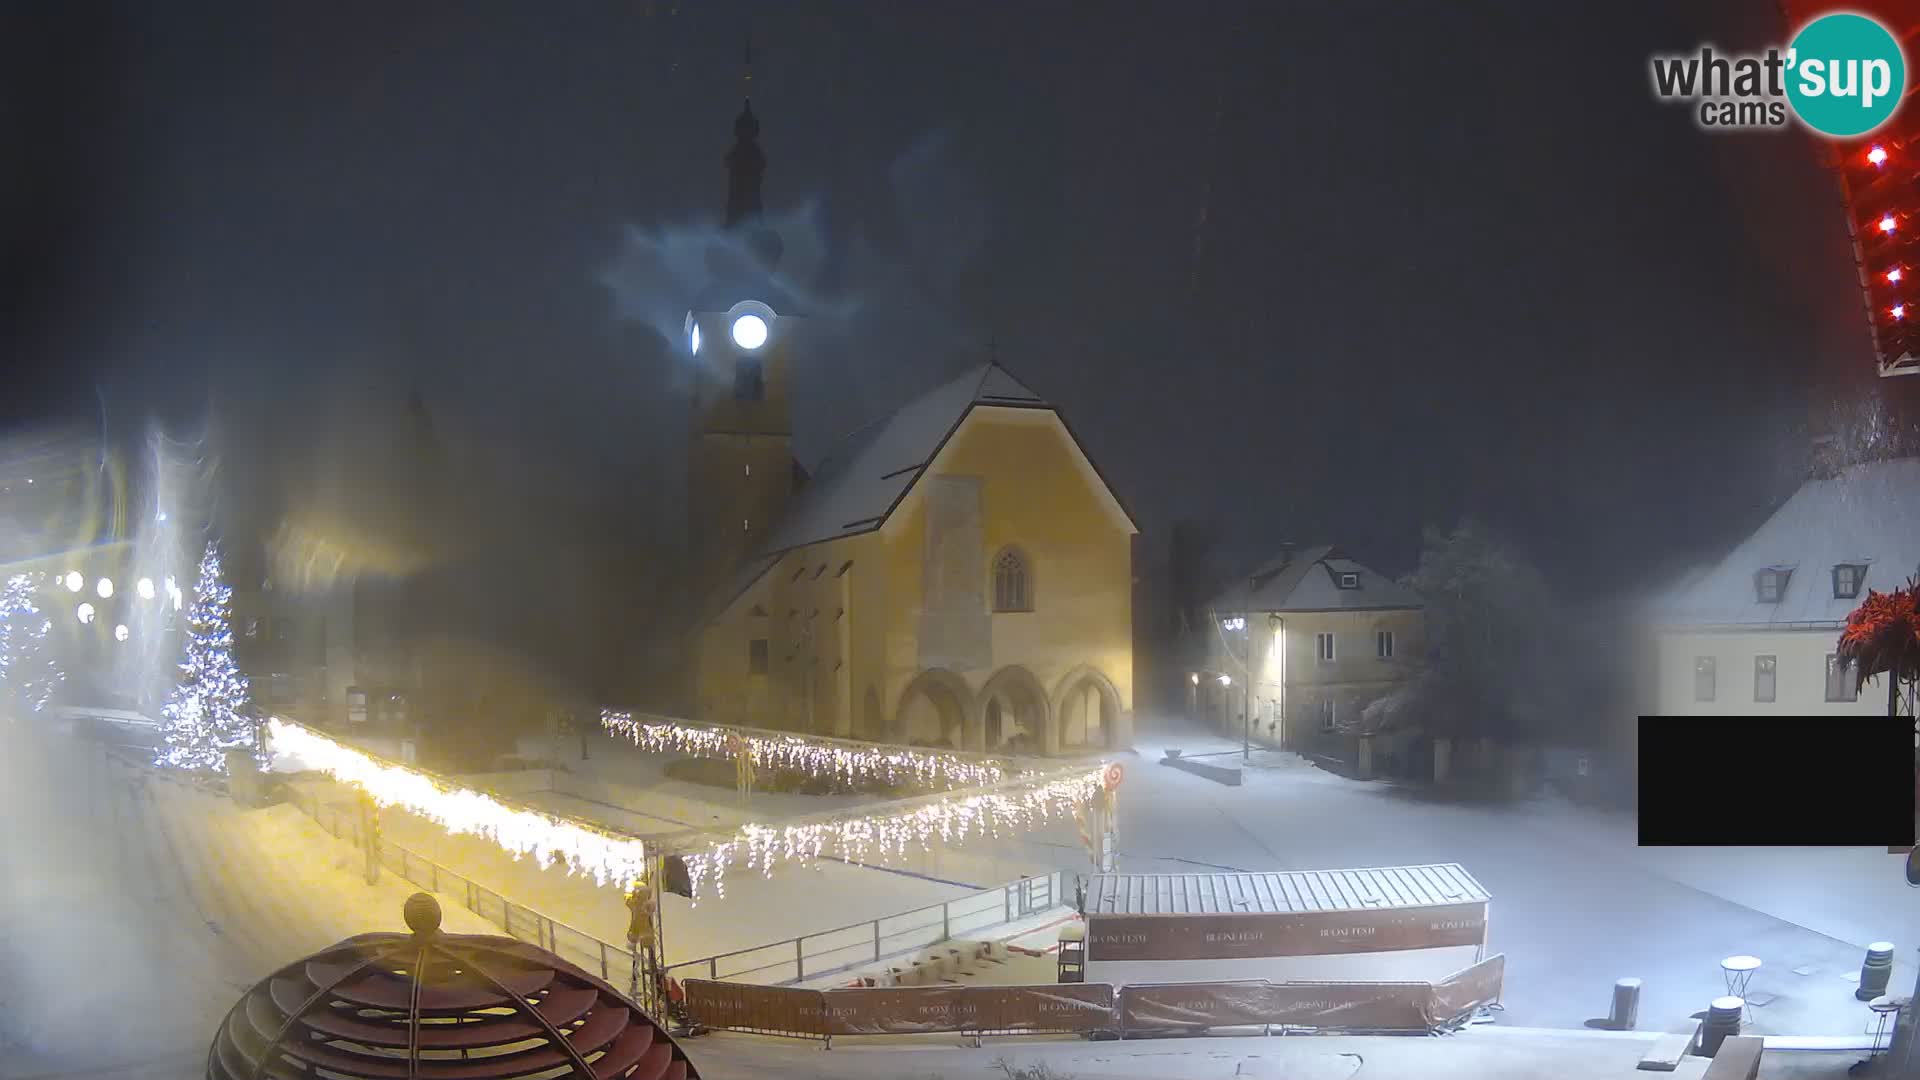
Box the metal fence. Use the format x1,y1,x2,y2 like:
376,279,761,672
279,782,1069,1010
665,870,1067,987
280,783,664,1017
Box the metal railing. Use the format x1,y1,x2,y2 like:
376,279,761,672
279,782,1068,1008
278,783,664,1017
665,869,1067,987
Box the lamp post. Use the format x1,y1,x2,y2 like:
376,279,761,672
1243,575,1255,762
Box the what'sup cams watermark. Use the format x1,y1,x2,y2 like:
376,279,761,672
1650,12,1907,138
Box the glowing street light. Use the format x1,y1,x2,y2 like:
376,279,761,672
137,577,155,600
1218,674,1232,686
113,624,129,642
77,603,95,625
63,572,82,593
1190,673,1200,686
96,577,113,599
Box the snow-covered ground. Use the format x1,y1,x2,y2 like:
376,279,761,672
0,721,497,1080
1120,719,1916,1041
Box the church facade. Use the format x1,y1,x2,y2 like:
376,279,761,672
681,99,1136,756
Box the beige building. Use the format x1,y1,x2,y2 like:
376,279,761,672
679,98,1137,756
1650,457,1920,717
1201,545,1423,755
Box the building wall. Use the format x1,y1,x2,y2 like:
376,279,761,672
695,406,1135,754
1203,605,1423,751
233,584,355,726
1654,626,1892,716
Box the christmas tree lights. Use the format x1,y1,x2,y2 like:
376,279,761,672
674,762,1110,902
601,709,1010,791
156,543,259,773
0,573,63,713
266,718,652,890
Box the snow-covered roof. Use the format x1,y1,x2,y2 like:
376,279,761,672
1653,456,1920,628
702,361,1135,624
1210,545,1423,613
758,363,1054,557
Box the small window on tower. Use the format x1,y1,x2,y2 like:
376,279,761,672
734,358,764,401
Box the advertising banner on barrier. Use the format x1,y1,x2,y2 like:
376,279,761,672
967,984,1115,1033
822,986,970,1036
1270,980,1435,1030
1430,953,1506,1022
684,980,826,1034
1088,902,1487,961
1117,982,1275,1031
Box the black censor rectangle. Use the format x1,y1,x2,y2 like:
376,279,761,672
1638,716,1914,847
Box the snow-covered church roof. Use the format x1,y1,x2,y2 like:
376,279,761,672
1652,456,1920,628
758,362,1122,556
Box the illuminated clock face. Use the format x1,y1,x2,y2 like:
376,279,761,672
689,322,702,356
731,313,769,350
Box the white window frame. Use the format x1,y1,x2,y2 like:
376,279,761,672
1376,629,1394,660
1316,632,1336,663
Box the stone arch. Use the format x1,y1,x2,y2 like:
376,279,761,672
978,665,1052,756
860,685,885,741
893,668,974,750
1052,664,1123,752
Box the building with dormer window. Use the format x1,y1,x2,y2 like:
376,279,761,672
1650,456,1920,715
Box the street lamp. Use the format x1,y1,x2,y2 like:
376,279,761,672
96,577,114,599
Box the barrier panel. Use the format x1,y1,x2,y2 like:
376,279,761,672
684,961,1505,1043
1088,902,1488,961
1268,981,1435,1031
1116,981,1273,1031
966,984,1114,1035
1430,953,1505,1023
684,981,828,1039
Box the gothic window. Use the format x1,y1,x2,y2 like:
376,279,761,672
993,546,1033,612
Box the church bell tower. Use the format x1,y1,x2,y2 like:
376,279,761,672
685,81,800,605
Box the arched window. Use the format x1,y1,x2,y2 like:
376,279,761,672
993,546,1033,612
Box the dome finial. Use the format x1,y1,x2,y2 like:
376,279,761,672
403,892,442,936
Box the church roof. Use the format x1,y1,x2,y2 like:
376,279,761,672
757,362,1055,557
1651,455,1920,628
1210,545,1423,613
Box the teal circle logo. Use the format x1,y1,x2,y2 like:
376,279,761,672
1786,13,1906,138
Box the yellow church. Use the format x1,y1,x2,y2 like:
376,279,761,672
682,97,1136,757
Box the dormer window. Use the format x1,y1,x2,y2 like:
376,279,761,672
1338,572,1360,589
1754,567,1793,603
1832,563,1868,600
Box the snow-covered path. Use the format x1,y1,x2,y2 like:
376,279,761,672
0,722,496,1079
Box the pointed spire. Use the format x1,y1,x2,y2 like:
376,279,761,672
721,27,782,269
724,28,763,230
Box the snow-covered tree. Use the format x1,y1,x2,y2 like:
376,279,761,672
157,543,259,772
0,573,63,714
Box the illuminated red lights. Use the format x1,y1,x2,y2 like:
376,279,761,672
1889,268,1904,283
1880,213,1899,233
1895,305,1907,320
1869,145,1890,166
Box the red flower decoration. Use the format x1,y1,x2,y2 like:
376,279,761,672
1837,575,1920,690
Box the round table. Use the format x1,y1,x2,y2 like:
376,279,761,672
1721,955,1761,1022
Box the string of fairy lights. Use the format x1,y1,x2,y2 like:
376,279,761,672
672,763,1110,902
265,718,653,891
600,709,1009,791
266,716,1115,905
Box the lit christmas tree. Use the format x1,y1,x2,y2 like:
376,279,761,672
0,573,63,714
157,542,259,772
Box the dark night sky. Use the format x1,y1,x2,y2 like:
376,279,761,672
0,1,1880,600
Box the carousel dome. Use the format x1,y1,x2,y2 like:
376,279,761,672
207,893,697,1080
